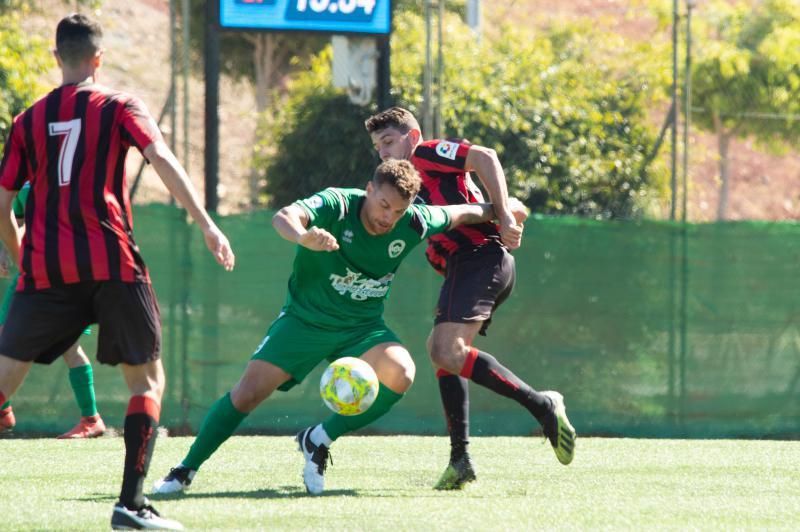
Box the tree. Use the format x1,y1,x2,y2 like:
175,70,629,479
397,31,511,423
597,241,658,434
179,1,325,204
0,9,50,149
259,11,670,218
691,0,800,220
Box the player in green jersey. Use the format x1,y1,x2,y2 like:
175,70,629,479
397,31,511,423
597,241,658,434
153,159,520,495
0,182,106,438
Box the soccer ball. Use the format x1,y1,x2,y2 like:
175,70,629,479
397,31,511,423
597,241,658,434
320,357,379,416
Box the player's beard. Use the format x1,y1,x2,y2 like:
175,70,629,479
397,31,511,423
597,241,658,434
367,214,393,235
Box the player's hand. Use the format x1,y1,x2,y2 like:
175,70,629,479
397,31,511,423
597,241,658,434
499,220,523,250
298,227,339,252
508,197,530,225
203,225,235,271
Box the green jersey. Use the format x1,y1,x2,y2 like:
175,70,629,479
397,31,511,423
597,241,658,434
287,187,451,329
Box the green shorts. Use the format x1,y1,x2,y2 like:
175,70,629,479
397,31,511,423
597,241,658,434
253,311,400,392
1,273,91,335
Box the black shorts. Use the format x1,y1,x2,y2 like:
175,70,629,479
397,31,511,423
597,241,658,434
435,245,516,336
0,281,161,366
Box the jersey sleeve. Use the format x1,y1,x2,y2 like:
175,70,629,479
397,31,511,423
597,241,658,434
294,187,348,229
119,96,164,154
411,204,451,240
414,139,471,173
0,119,28,192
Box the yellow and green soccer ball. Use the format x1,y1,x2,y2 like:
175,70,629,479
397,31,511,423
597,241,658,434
320,357,379,416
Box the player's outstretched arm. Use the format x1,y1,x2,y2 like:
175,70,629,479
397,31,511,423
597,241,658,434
272,204,339,252
444,202,523,249
465,145,520,249
144,141,235,271
0,187,21,266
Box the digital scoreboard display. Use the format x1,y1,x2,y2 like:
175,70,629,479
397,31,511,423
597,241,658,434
220,0,391,35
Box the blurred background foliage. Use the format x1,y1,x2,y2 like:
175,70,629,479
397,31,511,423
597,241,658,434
257,10,671,219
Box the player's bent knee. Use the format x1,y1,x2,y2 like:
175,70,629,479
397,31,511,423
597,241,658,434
379,356,415,393
230,383,270,413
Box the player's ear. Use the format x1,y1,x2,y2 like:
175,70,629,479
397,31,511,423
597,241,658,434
408,128,421,145
53,49,63,68
92,49,103,69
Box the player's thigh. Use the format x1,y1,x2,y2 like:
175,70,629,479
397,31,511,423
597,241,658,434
0,285,91,365
252,312,341,392
359,342,415,393
93,281,161,366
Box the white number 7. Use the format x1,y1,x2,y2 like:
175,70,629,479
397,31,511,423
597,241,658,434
48,119,81,186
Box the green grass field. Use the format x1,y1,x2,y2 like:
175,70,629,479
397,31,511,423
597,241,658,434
0,435,798,530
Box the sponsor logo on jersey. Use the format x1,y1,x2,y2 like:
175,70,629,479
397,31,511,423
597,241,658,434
330,268,394,301
435,140,459,160
388,239,406,258
342,229,354,244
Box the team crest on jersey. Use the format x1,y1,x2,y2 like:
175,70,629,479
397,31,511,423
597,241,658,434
342,229,354,244
330,268,393,301
435,140,459,160
388,239,406,258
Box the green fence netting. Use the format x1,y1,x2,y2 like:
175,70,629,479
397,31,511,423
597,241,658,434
2,205,798,438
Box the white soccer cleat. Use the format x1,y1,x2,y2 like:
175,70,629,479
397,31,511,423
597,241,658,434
296,427,330,495
152,465,195,494
111,500,184,530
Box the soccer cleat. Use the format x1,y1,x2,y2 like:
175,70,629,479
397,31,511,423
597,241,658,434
296,426,331,495
541,390,576,465
152,466,196,494
57,414,106,439
111,500,184,530
434,454,477,490
0,406,15,432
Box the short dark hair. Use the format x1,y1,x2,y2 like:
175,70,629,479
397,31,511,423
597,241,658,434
364,107,421,135
372,159,421,200
56,13,103,66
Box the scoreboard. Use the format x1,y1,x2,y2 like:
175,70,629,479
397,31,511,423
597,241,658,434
220,0,392,35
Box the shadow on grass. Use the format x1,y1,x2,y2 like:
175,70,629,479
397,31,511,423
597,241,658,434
148,486,358,500
71,493,118,503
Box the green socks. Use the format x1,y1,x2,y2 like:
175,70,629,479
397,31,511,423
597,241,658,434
322,383,404,441
68,364,98,417
4,366,98,417
183,392,248,470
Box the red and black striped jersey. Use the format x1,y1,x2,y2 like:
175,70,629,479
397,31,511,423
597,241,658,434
410,139,501,274
0,82,163,291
